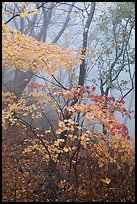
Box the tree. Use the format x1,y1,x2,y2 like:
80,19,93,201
86,2,135,99
78,2,95,86
2,2,76,102
2,2,135,202
85,2,135,134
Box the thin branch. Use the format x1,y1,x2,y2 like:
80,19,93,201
84,2,90,15
51,2,75,44
4,3,47,25
43,79,65,120
39,105,56,137
58,2,85,12
15,115,52,160
119,46,135,102
119,86,134,102
29,71,68,90
112,19,118,58
102,18,132,87
51,74,68,90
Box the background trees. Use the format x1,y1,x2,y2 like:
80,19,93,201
2,2,135,202
2,2,135,135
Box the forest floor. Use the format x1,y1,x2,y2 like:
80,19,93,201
2,125,47,202
2,125,135,202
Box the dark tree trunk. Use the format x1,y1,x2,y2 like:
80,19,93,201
3,70,33,102
78,2,96,86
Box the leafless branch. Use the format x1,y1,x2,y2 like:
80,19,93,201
15,115,52,160
52,2,75,44
4,3,47,25
51,74,68,90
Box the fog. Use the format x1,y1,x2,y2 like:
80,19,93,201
3,2,135,138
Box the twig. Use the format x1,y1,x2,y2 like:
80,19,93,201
4,3,47,25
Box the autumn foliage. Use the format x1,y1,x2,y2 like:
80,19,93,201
2,30,80,75
2,83,135,202
2,19,135,202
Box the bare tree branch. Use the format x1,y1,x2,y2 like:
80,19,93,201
52,2,75,44
4,2,47,25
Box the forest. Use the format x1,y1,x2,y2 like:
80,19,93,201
2,2,135,202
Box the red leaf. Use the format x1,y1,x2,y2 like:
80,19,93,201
121,100,125,104
92,87,96,91
127,136,130,140
109,96,115,102
86,86,90,90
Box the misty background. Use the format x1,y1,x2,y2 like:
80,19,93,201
2,2,135,138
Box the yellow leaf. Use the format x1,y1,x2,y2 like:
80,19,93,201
54,154,58,158
2,23,10,32
20,10,28,18
102,177,111,184
99,162,104,168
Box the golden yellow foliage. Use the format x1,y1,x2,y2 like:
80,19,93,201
2,30,80,75
102,177,111,184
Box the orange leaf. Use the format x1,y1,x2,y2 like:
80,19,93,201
102,177,111,184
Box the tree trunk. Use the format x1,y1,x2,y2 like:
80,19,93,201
52,2,75,44
48,2,96,174
3,70,33,102
78,2,96,86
